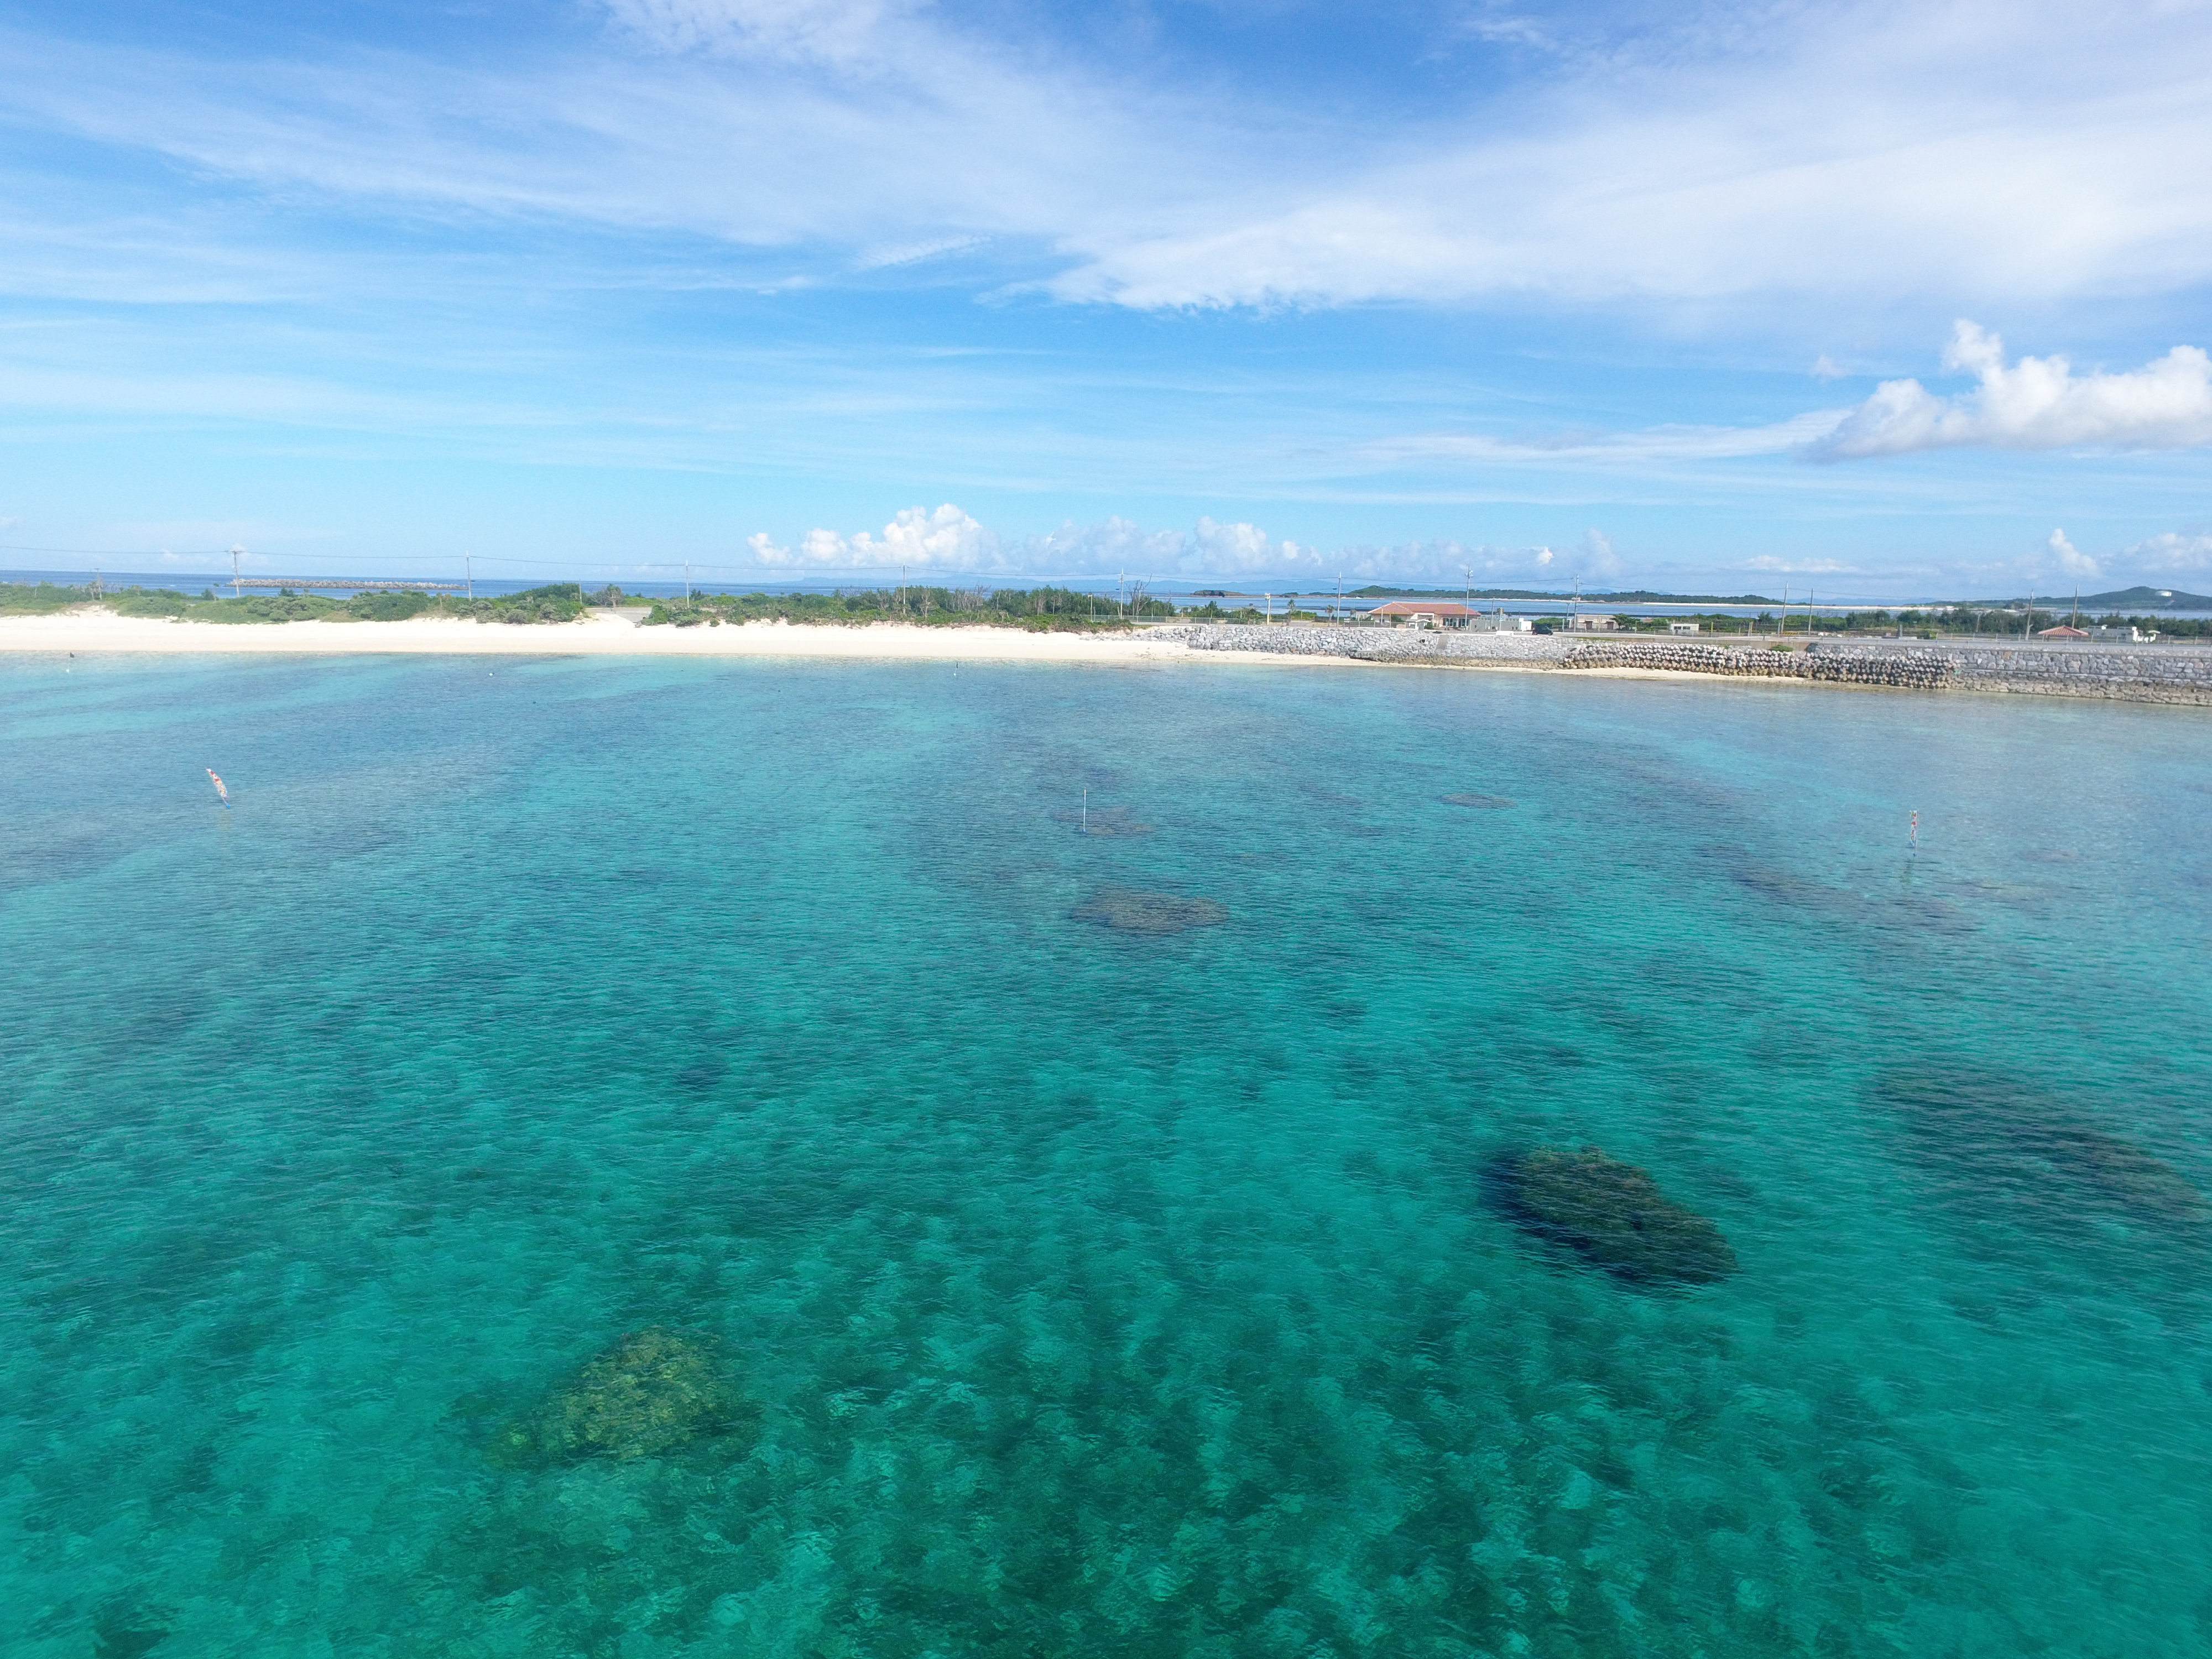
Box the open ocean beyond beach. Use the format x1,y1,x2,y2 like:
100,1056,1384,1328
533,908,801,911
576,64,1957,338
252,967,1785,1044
5,653,2211,1659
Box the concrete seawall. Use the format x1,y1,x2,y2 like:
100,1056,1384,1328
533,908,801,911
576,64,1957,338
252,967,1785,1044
1166,624,2212,704
1170,623,1569,667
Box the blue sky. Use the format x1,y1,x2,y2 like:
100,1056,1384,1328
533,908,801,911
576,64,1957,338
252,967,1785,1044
3,0,2210,596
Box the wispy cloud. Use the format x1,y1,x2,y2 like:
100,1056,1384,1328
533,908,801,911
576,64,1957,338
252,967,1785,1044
7,1,2210,317
1051,2,2212,309
1812,322,2212,460
2117,530,2212,574
1367,412,1846,468
602,0,915,66
1740,556,1860,575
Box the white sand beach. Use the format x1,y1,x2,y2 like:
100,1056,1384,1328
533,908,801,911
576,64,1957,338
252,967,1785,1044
0,609,1324,665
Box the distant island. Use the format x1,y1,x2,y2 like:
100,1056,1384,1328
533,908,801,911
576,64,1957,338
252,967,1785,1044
1338,584,1785,605
1945,585,2212,612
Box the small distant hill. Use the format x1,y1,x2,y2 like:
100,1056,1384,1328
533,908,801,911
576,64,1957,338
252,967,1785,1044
1948,586,2212,610
2072,586,2212,610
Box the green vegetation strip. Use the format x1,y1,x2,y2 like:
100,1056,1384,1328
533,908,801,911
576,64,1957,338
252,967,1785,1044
0,581,1181,630
637,584,1172,631
0,582,591,625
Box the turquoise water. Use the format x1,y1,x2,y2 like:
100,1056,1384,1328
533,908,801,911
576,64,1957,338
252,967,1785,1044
3,654,2210,1658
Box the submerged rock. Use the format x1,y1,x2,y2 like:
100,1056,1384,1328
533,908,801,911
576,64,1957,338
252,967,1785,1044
1493,1146,1738,1286
1443,792,1517,810
674,1056,728,1092
1875,1067,2208,1227
2055,1125,2211,1223
1072,888,1227,935
492,1328,736,1465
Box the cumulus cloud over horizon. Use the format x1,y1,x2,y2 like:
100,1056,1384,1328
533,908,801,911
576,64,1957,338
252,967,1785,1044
739,505,1595,583
2118,530,2212,574
743,505,1313,577
1811,322,2212,460
2044,528,2099,580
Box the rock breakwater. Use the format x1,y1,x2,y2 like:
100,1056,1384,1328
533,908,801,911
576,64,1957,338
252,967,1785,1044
1561,640,1954,689
1168,623,1567,666
1814,640,2212,705
1160,623,2212,703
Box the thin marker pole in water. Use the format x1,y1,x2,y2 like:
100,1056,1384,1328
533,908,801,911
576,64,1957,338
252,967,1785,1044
1082,787,1088,835
1910,809,1918,855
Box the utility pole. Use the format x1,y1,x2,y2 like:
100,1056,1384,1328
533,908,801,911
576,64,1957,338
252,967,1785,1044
466,554,473,601
231,545,244,598
685,561,692,607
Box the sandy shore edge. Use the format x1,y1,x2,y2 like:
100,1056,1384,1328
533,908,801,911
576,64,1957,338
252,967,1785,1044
0,611,1796,684
0,610,1348,665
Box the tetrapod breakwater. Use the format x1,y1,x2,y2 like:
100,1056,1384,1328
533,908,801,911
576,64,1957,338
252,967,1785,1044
1164,624,2212,704
1558,639,1954,688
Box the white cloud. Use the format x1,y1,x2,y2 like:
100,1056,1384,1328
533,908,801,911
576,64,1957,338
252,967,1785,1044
736,510,1587,583
1188,516,1320,575
748,503,1004,567
1811,321,2212,459
2043,528,2101,580
1811,355,1846,381
1364,411,1845,469
1577,528,1622,578
1021,515,1186,571
2117,530,2212,573
1742,556,1858,575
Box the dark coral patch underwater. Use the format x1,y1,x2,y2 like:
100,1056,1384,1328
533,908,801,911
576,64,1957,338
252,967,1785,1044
1072,888,1228,935
1490,1145,1739,1287
490,1328,742,1467
1871,1066,2209,1230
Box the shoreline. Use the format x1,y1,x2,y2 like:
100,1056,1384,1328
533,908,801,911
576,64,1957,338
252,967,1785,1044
0,611,1265,665
6,611,2208,703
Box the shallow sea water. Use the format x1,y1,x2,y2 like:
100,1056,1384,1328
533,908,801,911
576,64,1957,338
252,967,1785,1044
2,653,2210,1658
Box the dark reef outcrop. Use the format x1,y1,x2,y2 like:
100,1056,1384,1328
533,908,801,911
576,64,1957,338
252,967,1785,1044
1072,888,1227,935
1442,792,1516,809
491,1328,737,1466
1491,1145,1738,1286
1874,1067,2208,1228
